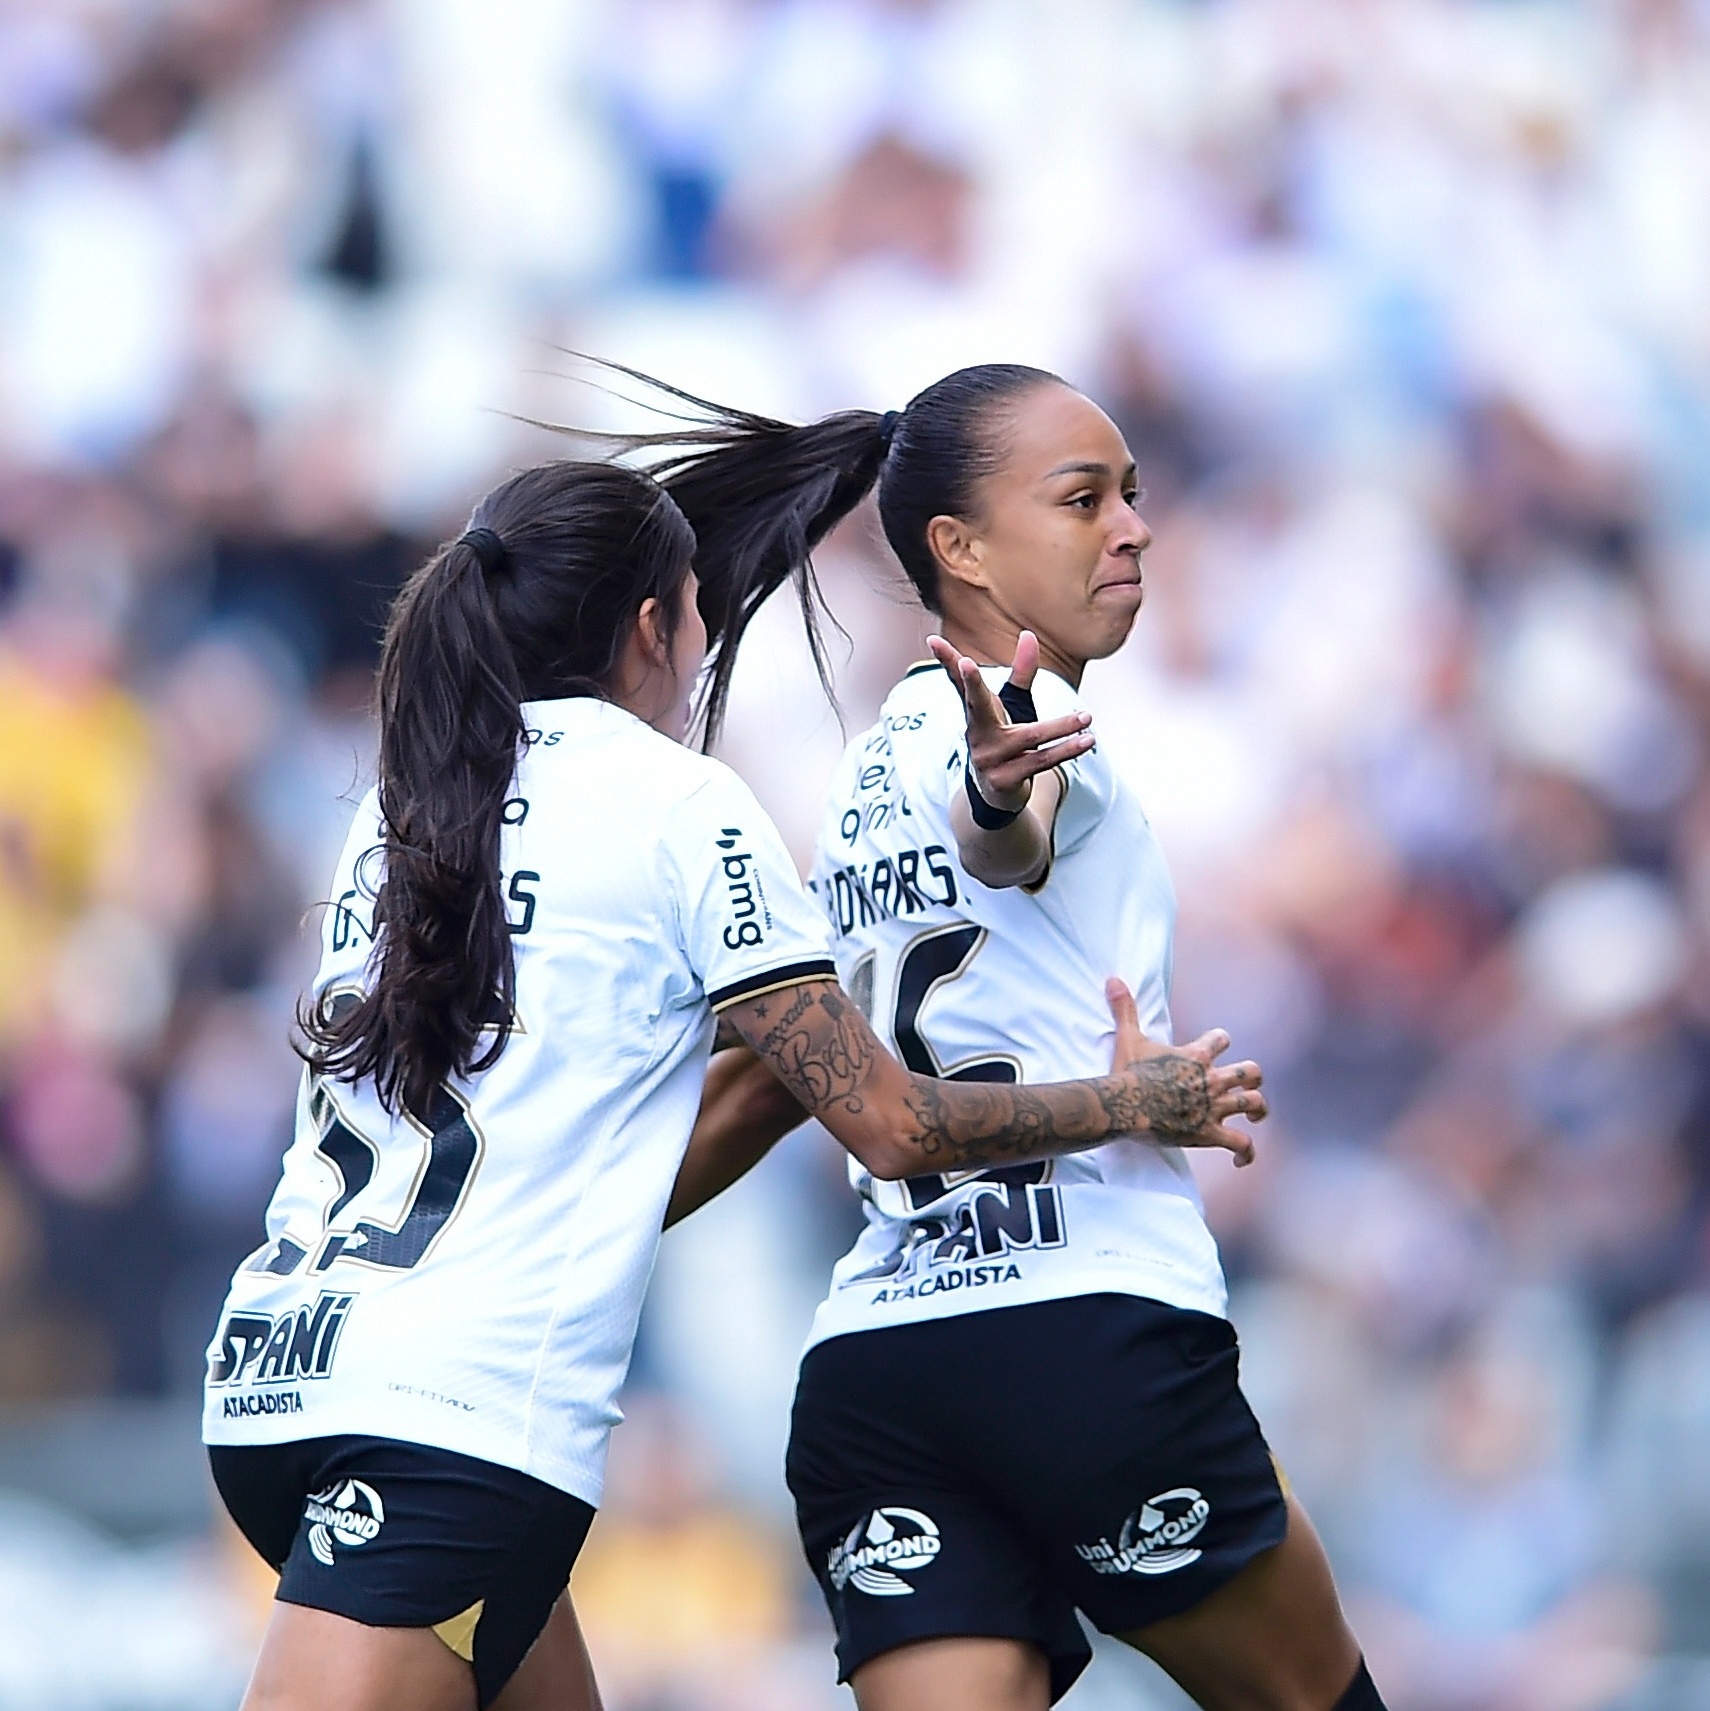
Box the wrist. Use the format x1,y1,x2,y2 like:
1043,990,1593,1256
965,765,1028,830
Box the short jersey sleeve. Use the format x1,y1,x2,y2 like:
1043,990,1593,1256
664,762,838,1012
1027,670,1118,863
1046,749,1119,861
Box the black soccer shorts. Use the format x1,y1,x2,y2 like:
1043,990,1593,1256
210,1434,594,1708
786,1293,1289,1703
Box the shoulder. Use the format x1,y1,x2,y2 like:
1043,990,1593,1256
881,661,962,736
873,662,966,779
518,698,736,810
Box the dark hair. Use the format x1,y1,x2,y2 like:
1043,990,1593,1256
575,359,1064,735
300,460,695,1116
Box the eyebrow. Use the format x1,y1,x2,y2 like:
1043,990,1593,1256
1042,460,1139,483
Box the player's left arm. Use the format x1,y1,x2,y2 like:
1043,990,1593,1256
664,1045,808,1228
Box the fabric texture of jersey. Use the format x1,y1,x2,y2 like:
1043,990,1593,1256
210,1436,594,1708
203,697,834,1505
787,1295,1288,1702
804,664,1226,1348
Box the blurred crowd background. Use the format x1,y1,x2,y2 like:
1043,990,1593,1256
2,0,1710,1706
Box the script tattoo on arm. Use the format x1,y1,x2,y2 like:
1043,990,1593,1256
726,980,1215,1177
747,983,878,1115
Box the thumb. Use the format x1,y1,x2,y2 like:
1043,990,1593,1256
1105,977,1142,1064
1008,629,1040,694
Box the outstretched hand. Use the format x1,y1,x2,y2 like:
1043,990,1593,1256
928,630,1094,813
1105,978,1265,1166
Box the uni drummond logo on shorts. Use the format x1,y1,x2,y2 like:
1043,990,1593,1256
304,1479,385,1567
1076,1488,1210,1577
828,1506,942,1597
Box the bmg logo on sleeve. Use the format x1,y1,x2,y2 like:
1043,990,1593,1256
716,828,773,949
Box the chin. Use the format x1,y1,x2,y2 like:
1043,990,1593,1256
1082,607,1143,662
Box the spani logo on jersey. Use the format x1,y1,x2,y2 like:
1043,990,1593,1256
209,1291,353,1389
1076,1488,1210,1577
828,1506,942,1597
305,1478,386,1566
854,1162,1067,1304
715,828,774,949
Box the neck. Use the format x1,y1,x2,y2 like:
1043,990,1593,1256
936,610,1085,690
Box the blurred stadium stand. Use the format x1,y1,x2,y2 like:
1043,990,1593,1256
4,0,1710,1706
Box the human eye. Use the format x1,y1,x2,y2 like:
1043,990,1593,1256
1067,491,1099,511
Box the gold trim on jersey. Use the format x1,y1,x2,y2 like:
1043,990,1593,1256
433,1599,484,1661
708,962,839,1013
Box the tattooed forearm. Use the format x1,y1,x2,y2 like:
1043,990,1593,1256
724,979,1218,1181
899,1077,1097,1166
898,1055,1211,1170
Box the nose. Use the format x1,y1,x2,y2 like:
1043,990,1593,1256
1111,505,1151,557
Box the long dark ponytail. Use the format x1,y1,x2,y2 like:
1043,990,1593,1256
577,359,1065,737
301,460,695,1116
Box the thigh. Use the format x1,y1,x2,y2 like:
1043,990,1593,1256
241,1602,473,1711
1120,1497,1362,1711
489,1594,603,1711
851,1636,1050,1711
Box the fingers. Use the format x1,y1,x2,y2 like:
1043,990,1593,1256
931,632,1095,806
980,711,1091,754
1206,1059,1263,1098
985,740,1088,792
926,634,967,703
1106,977,1149,1083
1171,1087,1266,1168
929,636,1004,731
1198,1121,1258,1168
931,635,1067,740
1209,1085,1268,1124
973,714,1094,795
1007,629,1040,694
1181,1027,1231,1066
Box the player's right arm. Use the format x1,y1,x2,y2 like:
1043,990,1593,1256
722,976,1263,1183
929,629,1091,890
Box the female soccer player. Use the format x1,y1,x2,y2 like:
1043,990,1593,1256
202,454,1263,1711
649,366,1385,1711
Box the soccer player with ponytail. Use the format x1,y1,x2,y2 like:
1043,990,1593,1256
203,455,1262,1711
645,367,1386,1711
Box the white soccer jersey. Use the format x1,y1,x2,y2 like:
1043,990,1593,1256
804,663,1227,1347
203,698,834,1507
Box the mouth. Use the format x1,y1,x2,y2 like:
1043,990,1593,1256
1092,573,1143,596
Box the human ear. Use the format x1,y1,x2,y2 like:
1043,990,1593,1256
927,514,988,592
632,596,670,667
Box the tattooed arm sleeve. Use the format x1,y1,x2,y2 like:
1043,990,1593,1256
721,980,1212,1181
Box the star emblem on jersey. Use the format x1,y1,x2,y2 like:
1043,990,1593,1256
304,1478,386,1566
828,1506,942,1596
1075,1487,1209,1576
